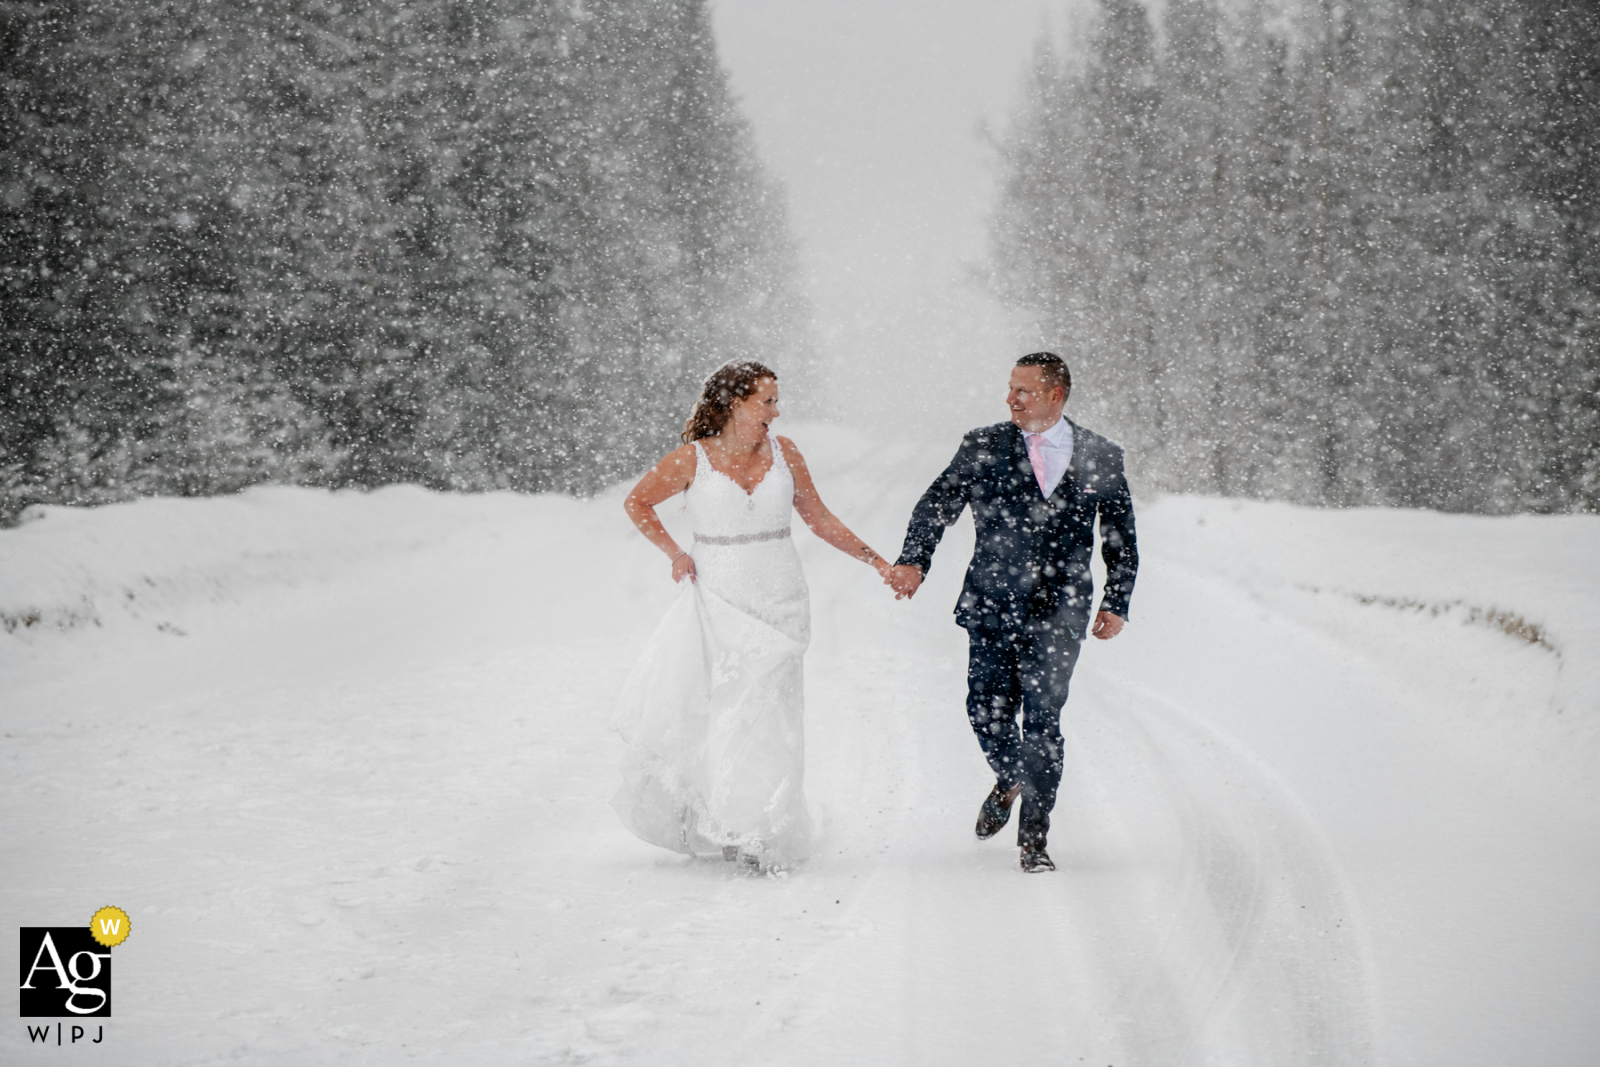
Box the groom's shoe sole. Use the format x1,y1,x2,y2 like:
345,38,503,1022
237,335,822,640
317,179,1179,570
975,783,1024,840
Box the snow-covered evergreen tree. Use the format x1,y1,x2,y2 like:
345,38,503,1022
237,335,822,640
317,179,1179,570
989,0,1599,513
0,0,810,522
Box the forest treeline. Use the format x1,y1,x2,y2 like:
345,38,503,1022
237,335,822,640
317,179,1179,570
991,0,1599,513
1,0,808,523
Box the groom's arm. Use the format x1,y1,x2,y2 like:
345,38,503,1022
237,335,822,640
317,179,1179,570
1095,444,1138,621
895,434,979,576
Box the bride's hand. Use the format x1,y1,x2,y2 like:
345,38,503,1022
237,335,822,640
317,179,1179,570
671,551,697,584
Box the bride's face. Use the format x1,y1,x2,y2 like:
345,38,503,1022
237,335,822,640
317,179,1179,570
726,377,779,441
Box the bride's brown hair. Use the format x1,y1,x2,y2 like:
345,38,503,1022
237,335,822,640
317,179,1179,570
682,360,778,443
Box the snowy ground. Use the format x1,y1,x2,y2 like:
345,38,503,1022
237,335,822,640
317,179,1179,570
4,423,1598,1066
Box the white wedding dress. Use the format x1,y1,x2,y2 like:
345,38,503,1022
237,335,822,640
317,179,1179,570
612,436,813,869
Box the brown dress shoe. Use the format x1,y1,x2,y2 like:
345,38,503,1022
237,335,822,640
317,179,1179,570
975,782,1023,839
1020,843,1055,873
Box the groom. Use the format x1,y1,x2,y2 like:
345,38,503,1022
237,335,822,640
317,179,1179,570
887,352,1138,873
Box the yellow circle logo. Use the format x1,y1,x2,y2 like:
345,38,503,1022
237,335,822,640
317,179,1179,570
89,906,131,948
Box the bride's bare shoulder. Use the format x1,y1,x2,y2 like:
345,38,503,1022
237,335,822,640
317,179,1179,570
663,441,699,470
643,442,698,488
775,435,811,475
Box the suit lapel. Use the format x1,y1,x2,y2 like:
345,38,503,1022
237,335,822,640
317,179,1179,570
1005,423,1033,497
1047,420,1083,505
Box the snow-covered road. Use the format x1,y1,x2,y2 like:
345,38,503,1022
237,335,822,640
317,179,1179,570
4,425,1597,1065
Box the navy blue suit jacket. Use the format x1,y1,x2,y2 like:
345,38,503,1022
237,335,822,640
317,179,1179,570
895,420,1138,638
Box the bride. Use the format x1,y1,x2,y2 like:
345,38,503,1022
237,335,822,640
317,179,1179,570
614,360,889,872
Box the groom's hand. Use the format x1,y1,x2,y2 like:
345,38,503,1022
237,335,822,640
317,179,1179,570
1091,610,1125,640
886,564,923,600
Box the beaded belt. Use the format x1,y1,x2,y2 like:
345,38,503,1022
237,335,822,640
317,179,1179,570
693,528,792,546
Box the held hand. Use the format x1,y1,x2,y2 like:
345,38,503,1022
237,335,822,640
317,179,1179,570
1091,610,1125,640
671,552,697,584
871,556,893,581
886,564,924,600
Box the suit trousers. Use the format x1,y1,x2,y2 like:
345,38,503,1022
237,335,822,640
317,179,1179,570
965,623,1083,848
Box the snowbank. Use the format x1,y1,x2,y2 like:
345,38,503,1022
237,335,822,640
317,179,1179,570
0,485,583,640
1154,496,1599,795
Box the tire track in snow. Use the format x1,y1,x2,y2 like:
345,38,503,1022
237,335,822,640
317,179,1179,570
1059,670,1379,1065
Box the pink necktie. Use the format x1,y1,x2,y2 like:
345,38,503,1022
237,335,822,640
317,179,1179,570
1026,433,1048,496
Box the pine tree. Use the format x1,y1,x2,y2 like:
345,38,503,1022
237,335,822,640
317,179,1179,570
987,0,1598,513
1,0,810,521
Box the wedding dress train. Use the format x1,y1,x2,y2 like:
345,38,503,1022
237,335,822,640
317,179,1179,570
612,436,812,869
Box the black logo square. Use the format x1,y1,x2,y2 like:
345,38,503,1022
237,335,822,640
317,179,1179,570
19,928,112,1018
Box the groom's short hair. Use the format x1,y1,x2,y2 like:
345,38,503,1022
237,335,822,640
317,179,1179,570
1016,352,1071,401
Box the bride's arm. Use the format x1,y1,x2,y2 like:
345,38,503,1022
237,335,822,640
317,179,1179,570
624,445,698,582
783,437,891,578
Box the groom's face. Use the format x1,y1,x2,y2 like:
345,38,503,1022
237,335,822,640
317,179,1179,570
1007,366,1065,432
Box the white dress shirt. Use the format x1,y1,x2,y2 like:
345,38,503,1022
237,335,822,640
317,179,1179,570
1023,416,1074,498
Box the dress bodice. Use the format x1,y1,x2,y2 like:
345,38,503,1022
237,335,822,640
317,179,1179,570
687,437,795,539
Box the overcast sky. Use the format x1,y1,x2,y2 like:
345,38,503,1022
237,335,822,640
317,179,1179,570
710,0,1083,432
